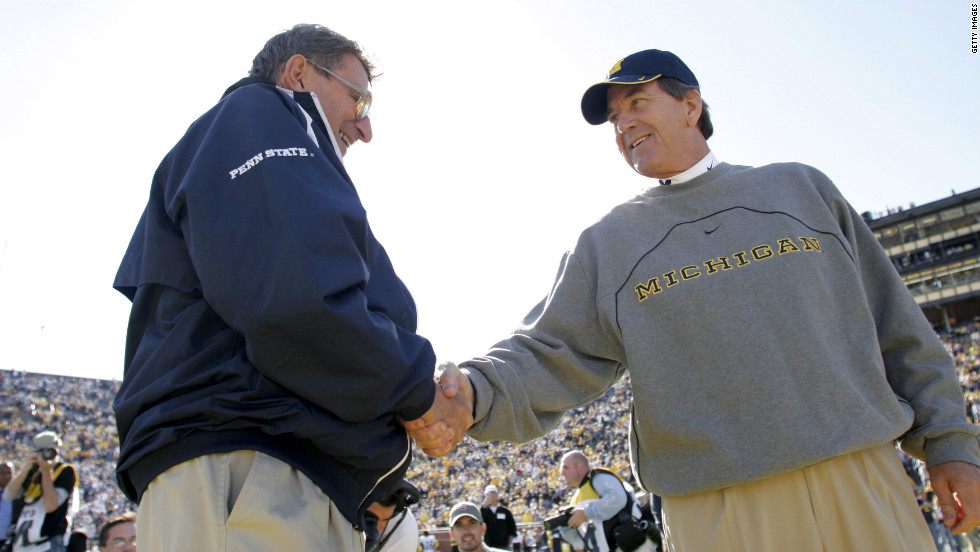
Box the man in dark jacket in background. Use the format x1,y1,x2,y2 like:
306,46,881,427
480,485,517,550
112,23,470,552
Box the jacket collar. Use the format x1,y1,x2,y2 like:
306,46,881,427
221,77,342,162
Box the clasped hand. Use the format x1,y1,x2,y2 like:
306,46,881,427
928,460,980,534
398,362,474,456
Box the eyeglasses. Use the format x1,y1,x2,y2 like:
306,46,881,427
107,536,137,549
304,58,372,120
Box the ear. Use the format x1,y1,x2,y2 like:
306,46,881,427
277,54,311,91
682,89,703,128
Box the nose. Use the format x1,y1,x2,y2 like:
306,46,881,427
355,116,373,143
614,112,635,134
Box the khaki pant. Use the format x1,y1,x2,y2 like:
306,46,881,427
662,443,935,551
137,450,362,552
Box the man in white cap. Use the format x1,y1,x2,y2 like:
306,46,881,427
3,431,78,552
480,485,516,550
449,502,509,552
410,48,980,551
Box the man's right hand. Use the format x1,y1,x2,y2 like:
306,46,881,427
566,507,588,529
399,362,474,456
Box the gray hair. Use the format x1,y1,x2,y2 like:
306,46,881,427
657,77,713,140
248,24,377,83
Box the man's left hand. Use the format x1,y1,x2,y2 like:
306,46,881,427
928,460,980,533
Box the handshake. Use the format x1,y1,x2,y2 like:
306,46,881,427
399,362,474,456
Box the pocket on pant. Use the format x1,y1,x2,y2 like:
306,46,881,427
225,451,270,524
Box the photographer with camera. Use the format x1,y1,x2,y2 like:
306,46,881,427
553,451,654,552
2,432,77,552
364,480,421,552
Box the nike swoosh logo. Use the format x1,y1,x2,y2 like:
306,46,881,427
705,224,721,235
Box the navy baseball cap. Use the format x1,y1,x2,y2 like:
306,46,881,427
450,501,483,526
581,49,699,125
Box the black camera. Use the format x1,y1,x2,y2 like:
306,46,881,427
377,480,420,511
543,507,573,532
38,448,57,461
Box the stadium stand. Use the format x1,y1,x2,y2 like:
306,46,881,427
0,370,134,541
2,323,979,546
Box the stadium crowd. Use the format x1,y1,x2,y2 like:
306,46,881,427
0,370,133,543
2,321,980,550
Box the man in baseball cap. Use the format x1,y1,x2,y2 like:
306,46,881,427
410,47,980,551
480,484,516,550
579,49,714,182
449,501,508,552
580,49,700,126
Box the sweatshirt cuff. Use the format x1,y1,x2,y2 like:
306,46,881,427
460,366,493,426
924,432,980,468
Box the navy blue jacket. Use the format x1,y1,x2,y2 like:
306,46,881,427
112,79,436,527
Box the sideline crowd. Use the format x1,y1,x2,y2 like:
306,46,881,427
3,322,980,546
0,371,133,541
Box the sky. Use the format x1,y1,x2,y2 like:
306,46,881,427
0,0,977,382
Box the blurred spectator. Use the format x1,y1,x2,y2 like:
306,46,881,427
448,502,508,552
65,532,86,552
3,431,77,552
366,481,421,552
420,530,436,552
5,318,980,541
481,485,516,550
1,461,13,549
0,371,133,540
96,512,135,552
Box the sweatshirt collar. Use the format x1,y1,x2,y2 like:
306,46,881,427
657,151,718,186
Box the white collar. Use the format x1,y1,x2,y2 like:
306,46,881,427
657,151,718,186
276,87,345,164
306,91,345,163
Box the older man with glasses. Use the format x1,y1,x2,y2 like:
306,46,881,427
113,23,471,552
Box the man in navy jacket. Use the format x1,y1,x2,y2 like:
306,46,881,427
113,24,470,552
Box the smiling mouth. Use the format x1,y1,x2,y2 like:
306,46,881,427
339,131,352,147
631,135,648,149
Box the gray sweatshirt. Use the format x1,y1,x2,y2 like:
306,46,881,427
462,162,980,496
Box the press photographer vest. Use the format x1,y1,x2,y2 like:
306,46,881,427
570,468,635,551
13,463,77,549
22,464,72,502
